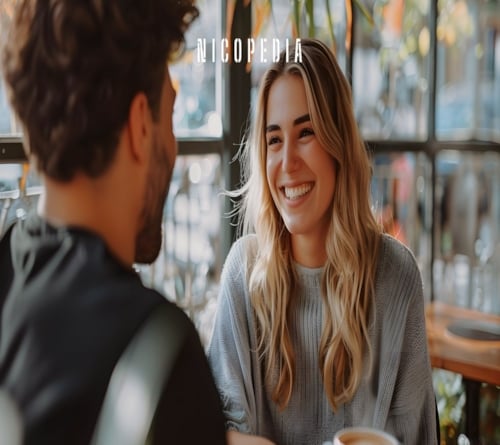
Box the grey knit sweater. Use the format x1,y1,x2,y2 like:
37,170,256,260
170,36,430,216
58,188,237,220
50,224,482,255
207,234,437,445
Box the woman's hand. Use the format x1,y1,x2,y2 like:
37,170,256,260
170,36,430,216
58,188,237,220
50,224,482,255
227,430,277,445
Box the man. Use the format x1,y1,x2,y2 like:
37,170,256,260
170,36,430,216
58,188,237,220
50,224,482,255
0,1,227,444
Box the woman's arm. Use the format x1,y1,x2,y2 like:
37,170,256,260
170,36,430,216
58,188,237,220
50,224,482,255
383,238,438,444
227,431,276,445
207,237,260,434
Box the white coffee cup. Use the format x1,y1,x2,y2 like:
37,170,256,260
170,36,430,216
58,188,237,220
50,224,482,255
333,427,398,445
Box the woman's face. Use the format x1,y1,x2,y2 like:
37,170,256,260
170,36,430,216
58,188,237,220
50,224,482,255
265,74,336,263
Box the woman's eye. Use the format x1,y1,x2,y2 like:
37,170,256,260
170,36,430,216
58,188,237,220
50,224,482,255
267,136,281,146
300,128,314,138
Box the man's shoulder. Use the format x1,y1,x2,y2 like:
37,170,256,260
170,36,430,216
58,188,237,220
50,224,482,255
0,224,15,307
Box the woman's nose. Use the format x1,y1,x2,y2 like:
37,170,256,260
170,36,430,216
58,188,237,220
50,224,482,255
282,140,299,172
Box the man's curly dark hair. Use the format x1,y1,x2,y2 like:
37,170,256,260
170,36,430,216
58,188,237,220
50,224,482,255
2,0,198,181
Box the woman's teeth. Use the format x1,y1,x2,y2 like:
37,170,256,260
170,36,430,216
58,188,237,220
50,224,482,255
284,183,312,200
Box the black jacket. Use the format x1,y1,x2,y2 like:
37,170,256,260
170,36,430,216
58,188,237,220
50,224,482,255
0,212,226,445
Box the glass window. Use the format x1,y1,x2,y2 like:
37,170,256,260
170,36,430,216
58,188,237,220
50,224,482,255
433,150,500,314
0,0,21,137
353,0,431,140
436,0,500,142
0,163,42,235
137,153,223,345
0,0,223,140
0,77,15,136
250,0,347,94
170,0,223,138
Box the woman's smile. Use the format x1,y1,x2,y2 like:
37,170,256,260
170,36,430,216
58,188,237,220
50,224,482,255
282,182,314,200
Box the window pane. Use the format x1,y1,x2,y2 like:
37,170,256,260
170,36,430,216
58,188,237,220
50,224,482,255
137,153,224,345
436,0,500,141
433,150,500,314
171,0,223,138
371,151,432,300
353,0,431,140
0,0,22,137
0,77,16,136
0,164,42,235
250,0,347,88
0,0,224,140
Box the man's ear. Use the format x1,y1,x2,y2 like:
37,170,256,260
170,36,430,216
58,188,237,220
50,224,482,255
127,92,153,163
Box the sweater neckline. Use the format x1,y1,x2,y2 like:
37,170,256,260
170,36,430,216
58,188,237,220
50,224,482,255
293,262,323,289
293,262,324,275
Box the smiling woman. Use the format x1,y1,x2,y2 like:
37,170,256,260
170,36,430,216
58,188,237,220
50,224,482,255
207,38,438,445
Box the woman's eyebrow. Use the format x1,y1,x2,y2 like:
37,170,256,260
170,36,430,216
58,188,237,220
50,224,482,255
266,124,280,133
266,114,311,133
293,114,310,126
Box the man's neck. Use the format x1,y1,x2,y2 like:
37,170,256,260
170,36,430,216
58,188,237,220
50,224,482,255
39,174,137,267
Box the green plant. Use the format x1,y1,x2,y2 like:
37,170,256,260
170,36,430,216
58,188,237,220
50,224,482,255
433,370,466,445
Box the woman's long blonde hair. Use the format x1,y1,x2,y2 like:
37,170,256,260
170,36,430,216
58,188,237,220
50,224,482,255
234,39,381,412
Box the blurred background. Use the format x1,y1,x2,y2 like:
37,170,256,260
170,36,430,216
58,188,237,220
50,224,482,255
1,0,499,444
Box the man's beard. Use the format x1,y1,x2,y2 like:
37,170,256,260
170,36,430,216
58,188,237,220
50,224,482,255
134,134,172,264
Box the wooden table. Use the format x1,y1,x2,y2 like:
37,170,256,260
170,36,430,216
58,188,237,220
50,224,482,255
425,301,500,444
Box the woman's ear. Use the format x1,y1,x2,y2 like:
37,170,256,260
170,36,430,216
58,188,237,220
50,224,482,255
127,92,153,163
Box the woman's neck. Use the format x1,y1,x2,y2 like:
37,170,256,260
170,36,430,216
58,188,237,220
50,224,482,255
291,233,327,268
